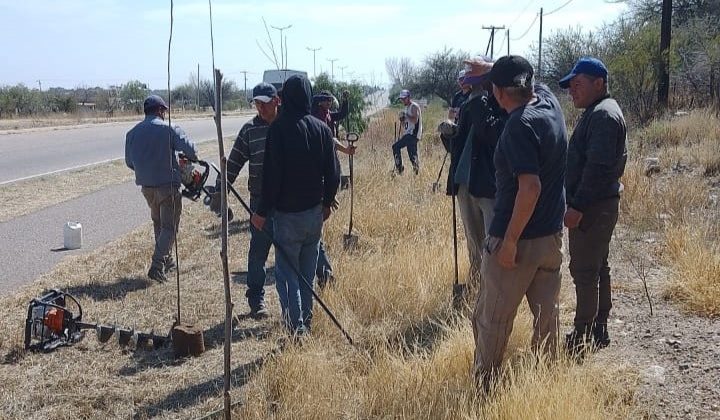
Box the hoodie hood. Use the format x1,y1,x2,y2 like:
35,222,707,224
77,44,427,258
281,75,312,118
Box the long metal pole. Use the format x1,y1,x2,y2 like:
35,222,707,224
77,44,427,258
538,8,543,78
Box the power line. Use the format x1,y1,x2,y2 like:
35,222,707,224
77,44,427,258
545,0,575,16
509,0,536,27
510,12,539,41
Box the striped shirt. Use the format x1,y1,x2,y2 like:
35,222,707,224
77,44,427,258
227,115,269,198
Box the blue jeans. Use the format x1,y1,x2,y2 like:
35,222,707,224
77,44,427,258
247,198,273,309
392,134,420,171
316,240,333,279
273,205,323,332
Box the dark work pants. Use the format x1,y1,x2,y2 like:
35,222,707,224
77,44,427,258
392,134,419,171
568,197,620,330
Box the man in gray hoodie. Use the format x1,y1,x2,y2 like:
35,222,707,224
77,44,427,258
125,95,198,282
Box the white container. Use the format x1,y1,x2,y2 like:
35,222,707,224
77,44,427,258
63,222,83,250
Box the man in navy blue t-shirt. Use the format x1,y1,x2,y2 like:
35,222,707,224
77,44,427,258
471,55,568,391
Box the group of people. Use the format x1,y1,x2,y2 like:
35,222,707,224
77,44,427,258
125,53,628,389
435,54,627,390
125,75,355,335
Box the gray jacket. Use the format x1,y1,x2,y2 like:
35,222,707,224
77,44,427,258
125,115,198,187
566,96,627,211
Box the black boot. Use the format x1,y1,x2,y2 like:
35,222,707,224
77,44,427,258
591,322,610,349
565,326,590,358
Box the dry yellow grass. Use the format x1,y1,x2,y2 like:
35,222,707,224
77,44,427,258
663,221,720,317
0,104,638,419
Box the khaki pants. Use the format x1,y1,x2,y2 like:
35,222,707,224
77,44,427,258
569,197,619,329
472,233,563,382
141,186,182,269
456,185,495,285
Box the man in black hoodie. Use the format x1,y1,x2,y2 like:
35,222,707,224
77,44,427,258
251,75,341,335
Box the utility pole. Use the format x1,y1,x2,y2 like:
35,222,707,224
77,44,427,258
285,35,289,69
482,25,505,59
658,0,672,108
506,29,510,55
538,8,543,79
339,65,348,81
36,80,43,114
327,58,338,80
271,24,292,69
307,46,322,78
197,63,200,111
239,71,249,105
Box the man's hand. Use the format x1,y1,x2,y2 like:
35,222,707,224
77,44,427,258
322,206,332,221
564,207,583,229
497,239,518,270
345,144,357,155
250,213,266,231
342,90,350,99
398,110,406,121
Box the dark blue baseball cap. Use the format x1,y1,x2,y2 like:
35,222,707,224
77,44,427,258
143,94,168,112
559,57,608,88
252,82,278,103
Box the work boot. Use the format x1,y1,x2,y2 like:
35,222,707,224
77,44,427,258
592,322,611,349
565,327,590,358
148,266,167,283
395,165,405,175
164,256,176,273
249,302,269,319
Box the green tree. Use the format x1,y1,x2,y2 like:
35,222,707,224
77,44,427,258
313,72,369,133
120,80,149,114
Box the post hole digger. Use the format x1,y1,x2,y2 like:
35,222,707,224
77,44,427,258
24,289,171,352
343,131,360,249
208,162,355,345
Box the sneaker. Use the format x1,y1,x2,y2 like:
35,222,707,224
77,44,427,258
317,270,336,289
249,302,269,319
148,266,167,283
592,323,611,349
413,165,420,175
163,256,176,273
395,165,405,175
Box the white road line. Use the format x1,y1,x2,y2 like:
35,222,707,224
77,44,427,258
0,158,123,186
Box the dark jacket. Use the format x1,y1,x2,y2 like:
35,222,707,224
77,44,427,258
225,115,269,198
446,92,506,198
257,76,341,217
566,96,627,211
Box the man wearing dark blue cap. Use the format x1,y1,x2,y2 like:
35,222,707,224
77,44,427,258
211,82,280,318
473,55,567,391
125,94,198,282
559,57,627,354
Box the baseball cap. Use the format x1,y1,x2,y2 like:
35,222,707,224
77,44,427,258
252,82,278,103
487,55,534,88
398,89,411,99
143,95,168,112
462,56,493,85
458,69,466,80
559,57,608,88
314,90,335,101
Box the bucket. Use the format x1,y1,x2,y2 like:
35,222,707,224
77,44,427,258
63,222,82,250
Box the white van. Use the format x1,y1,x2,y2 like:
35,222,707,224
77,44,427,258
263,69,308,90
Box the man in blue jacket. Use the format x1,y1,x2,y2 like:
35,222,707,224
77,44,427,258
251,75,341,335
125,95,198,282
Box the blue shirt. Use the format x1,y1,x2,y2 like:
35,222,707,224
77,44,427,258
489,84,567,239
125,115,198,187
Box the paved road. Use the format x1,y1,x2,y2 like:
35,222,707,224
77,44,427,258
0,115,252,184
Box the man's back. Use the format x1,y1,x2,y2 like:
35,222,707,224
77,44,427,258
125,116,197,187
490,84,568,239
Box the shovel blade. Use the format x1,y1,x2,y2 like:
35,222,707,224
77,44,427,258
343,234,359,250
452,283,468,309
340,175,351,190
432,182,440,193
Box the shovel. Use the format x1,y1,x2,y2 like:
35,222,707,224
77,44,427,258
451,191,467,309
432,152,449,193
343,132,360,249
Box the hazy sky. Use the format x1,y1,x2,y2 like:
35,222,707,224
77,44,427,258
0,0,629,90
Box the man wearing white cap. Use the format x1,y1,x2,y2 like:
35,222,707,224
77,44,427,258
393,89,422,174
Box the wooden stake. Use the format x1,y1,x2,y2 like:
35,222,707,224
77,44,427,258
213,68,233,420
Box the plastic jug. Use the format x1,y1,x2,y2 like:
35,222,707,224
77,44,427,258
63,222,82,250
